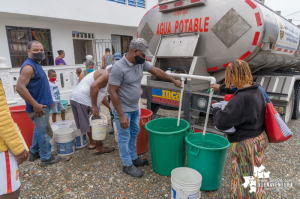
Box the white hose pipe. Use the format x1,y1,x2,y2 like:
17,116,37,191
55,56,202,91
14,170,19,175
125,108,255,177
177,77,185,126
143,72,217,135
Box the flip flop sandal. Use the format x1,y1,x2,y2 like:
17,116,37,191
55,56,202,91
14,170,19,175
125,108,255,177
88,146,96,150
93,147,115,155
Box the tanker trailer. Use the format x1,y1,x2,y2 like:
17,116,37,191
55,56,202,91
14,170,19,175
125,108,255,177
138,0,300,130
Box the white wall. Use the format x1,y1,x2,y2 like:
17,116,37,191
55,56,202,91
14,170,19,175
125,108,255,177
0,17,137,67
0,0,158,28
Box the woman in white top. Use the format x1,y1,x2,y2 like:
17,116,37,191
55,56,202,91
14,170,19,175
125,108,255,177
70,70,115,154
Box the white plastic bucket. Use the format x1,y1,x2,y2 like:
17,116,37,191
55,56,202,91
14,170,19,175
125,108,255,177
69,124,87,149
54,128,75,156
53,120,73,130
50,125,59,152
171,167,202,199
89,113,107,141
113,121,118,142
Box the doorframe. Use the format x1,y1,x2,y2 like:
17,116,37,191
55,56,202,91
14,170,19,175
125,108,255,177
72,37,96,65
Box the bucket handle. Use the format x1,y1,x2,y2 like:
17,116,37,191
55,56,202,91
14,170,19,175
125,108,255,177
89,113,108,125
186,129,193,136
140,117,150,127
189,146,200,156
179,185,201,198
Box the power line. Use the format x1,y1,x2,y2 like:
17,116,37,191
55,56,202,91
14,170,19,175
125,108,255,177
284,10,300,17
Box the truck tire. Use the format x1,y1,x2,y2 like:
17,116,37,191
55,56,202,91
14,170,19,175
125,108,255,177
284,90,294,124
292,82,300,119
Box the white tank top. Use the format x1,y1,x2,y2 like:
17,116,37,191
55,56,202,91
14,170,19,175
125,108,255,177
70,71,107,107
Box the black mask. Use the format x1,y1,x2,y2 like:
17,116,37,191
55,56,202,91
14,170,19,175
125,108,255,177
32,52,46,62
134,55,145,65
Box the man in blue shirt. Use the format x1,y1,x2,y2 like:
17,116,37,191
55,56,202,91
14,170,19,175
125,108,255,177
16,41,60,167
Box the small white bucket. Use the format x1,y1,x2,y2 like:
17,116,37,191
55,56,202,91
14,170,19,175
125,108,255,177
50,125,59,152
89,113,107,141
171,167,202,199
54,128,75,156
113,121,118,142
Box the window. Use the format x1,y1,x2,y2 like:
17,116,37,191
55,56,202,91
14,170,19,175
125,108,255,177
107,0,146,8
6,26,54,68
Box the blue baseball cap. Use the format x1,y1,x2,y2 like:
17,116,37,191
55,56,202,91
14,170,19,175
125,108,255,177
114,52,122,60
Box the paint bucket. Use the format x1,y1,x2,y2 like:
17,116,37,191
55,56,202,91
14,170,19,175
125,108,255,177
171,167,202,199
53,120,73,130
69,124,87,149
89,113,107,141
50,125,59,152
54,128,75,156
113,121,118,142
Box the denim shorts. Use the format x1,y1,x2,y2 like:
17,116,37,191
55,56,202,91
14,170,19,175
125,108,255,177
51,101,65,113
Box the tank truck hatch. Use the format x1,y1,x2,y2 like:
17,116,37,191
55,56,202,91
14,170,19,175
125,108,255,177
148,32,210,92
159,0,205,13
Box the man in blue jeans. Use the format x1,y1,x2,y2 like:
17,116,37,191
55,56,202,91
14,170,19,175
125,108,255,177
16,41,61,167
108,38,182,177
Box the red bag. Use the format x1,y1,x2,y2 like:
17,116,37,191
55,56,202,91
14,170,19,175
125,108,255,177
259,87,293,143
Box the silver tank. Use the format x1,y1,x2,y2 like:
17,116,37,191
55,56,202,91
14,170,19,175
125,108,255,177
137,0,300,80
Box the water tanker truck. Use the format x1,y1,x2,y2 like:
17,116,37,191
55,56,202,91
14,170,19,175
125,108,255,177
138,0,300,132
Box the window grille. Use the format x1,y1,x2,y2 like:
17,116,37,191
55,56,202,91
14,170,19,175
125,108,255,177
6,26,54,68
107,0,146,8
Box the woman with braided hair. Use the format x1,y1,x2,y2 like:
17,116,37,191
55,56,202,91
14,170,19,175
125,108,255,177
210,60,269,199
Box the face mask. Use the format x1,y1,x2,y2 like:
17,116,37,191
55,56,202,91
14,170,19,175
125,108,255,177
49,77,56,82
230,83,238,91
87,69,94,73
32,52,46,62
134,52,145,65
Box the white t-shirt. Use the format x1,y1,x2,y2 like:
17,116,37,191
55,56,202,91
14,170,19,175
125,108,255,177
70,71,107,107
49,81,60,103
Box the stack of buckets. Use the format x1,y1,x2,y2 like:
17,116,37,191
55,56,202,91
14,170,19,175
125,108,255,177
50,120,78,156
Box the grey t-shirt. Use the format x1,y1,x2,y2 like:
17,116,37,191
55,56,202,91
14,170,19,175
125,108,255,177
108,55,152,112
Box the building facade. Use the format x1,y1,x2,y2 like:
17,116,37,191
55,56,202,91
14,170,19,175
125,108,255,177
0,0,157,106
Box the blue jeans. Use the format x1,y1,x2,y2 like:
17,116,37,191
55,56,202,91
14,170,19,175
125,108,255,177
28,107,53,161
113,110,140,166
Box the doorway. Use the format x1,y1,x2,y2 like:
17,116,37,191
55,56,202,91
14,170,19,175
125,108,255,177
73,39,94,64
111,35,133,55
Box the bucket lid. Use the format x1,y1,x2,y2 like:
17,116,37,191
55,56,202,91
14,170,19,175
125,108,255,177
53,120,73,126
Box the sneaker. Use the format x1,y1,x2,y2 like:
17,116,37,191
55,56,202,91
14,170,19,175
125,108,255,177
133,158,149,167
28,151,40,162
123,165,143,177
40,156,61,167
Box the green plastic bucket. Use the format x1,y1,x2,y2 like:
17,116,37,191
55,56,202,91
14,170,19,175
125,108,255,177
145,117,190,176
185,132,230,191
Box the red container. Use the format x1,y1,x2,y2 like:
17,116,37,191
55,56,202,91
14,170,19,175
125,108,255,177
137,108,153,155
9,105,35,148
